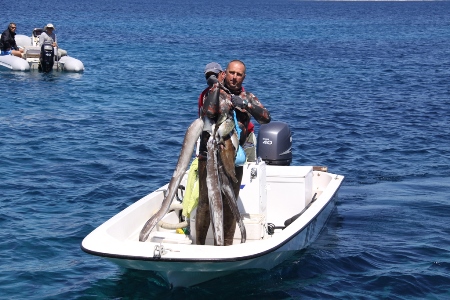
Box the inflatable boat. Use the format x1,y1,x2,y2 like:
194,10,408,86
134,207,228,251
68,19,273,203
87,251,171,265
0,28,84,72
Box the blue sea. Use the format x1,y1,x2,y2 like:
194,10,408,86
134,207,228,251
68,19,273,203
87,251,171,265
1,0,450,298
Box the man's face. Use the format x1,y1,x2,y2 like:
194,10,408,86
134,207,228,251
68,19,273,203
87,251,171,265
225,61,246,91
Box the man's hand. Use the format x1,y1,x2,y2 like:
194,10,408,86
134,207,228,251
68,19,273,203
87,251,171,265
231,95,248,109
207,75,218,86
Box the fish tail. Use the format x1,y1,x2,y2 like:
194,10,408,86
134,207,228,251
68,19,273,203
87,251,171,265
219,169,246,244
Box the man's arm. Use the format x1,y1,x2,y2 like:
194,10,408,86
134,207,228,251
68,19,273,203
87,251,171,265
232,92,271,124
39,33,44,46
11,35,18,50
202,84,221,120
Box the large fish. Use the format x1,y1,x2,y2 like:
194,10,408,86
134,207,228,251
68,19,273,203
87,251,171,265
214,92,240,184
218,130,238,183
207,117,245,245
139,118,204,242
206,137,224,246
218,154,246,244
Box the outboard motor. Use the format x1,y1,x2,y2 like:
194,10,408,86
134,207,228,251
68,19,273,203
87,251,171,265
39,42,54,72
257,121,292,166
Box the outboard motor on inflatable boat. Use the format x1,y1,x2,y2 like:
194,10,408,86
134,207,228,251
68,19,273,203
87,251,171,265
257,121,292,166
39,42,54,72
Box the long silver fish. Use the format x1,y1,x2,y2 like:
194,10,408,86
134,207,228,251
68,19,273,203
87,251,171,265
206,137,224,246
211,115,237,183
218,158,246,244
139,118,204,242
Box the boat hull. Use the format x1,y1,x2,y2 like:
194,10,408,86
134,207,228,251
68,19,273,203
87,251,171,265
58,56,84,72
0,55,30,71
0,54,84,72
100,192,336,287
26,56,84,72
81,164,344,287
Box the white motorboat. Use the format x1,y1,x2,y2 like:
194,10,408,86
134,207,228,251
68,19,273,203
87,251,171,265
81,122,344,287
0,28,84,72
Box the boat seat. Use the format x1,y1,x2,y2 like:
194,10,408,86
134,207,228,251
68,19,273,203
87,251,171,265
25,49,41,59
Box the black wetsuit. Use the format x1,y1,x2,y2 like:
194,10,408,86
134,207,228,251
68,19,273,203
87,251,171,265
199,82,271,157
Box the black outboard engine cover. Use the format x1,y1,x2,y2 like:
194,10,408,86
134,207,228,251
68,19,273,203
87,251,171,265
39,43,54,73
257,121,292,166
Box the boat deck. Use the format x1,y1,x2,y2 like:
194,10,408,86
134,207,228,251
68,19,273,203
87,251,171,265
138,162,329,246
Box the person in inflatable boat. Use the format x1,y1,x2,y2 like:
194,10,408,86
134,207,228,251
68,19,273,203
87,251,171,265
0,23,24,57
39,24,58,48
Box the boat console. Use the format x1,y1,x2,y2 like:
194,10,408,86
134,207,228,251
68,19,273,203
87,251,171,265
32,28,44,46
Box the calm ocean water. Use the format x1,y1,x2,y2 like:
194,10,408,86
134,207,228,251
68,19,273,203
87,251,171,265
1,0,450,299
